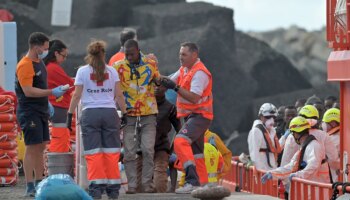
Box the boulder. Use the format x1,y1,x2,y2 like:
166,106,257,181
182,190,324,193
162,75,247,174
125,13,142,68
131,2,234,39
248,26,332,87
0,1,51,56
235,31,312,98
251,83,339,117
51,27,123,76
140,20,255,138
191,185,231,200
12,0,39,8
34,0,185,32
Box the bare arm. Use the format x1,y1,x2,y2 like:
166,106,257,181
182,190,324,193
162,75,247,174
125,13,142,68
22,86,52,98
177,87,201,104
68,85,83,113
115,82,127,114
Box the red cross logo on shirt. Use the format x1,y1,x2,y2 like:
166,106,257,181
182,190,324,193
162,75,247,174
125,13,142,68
90,73,109,86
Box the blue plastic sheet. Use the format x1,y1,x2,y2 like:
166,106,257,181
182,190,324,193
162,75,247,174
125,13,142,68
35,174,92,200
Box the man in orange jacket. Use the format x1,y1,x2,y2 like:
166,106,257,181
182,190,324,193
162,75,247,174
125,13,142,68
160,42,213,194
108,28,137,66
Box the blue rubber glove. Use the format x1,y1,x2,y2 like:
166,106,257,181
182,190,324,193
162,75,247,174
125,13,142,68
208,136,216,147
48,102,54,118
261,172,272,184
119,163,124,171
169,153,177,164
52,85,67,98
283,129,291,138
300,161,307,169
289,173,297,182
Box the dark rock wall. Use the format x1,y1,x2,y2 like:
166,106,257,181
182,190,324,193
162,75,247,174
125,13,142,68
1,0,335,155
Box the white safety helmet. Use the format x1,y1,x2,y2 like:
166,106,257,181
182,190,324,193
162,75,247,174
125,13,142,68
258,103,277,117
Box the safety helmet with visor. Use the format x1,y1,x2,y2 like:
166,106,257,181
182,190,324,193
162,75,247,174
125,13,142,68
258,103,277,118
298,105,319,119
289,116,310,145
322,108,340,123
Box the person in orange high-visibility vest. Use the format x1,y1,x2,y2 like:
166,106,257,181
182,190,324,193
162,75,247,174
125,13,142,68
160,42,213,194
67,41,127,199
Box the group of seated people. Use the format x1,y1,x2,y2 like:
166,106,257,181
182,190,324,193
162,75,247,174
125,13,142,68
247,95,340,199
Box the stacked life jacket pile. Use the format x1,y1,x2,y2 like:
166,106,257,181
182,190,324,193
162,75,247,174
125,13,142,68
0,95,18,185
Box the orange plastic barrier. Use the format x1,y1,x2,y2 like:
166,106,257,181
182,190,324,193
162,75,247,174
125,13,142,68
220,157,280,197
290,177,332,200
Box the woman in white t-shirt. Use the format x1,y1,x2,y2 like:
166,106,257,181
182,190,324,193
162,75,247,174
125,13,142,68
67,41,127,199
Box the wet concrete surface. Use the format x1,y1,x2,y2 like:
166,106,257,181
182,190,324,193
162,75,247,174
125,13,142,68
0,176,278,200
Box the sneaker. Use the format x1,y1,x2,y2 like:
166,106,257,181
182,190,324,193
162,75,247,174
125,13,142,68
24,182,36,197
175,183,199,194
202,182,217,189
24,189,36,197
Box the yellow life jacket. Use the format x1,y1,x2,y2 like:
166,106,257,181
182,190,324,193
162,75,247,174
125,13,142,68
204,143,220,183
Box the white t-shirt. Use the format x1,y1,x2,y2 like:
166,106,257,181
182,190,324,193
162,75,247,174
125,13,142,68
171,67,209,96
75,64,120,110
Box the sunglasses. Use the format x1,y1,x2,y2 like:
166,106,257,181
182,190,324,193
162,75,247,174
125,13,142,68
59,52,68,58
264,116,276,119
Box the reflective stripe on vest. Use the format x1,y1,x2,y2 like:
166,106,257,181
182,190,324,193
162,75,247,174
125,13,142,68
89,178,121,185
84,148,121,155
208,172,217,178
51,123,67,128
176,61,213,120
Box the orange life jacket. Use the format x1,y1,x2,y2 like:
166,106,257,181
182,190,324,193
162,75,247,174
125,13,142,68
176,61,213,120
327,126,340,135
256,124,282,168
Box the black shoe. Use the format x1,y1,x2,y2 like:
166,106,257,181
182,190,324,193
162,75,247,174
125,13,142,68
106,184,120,199
89,184,102,199
107,193,118,200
